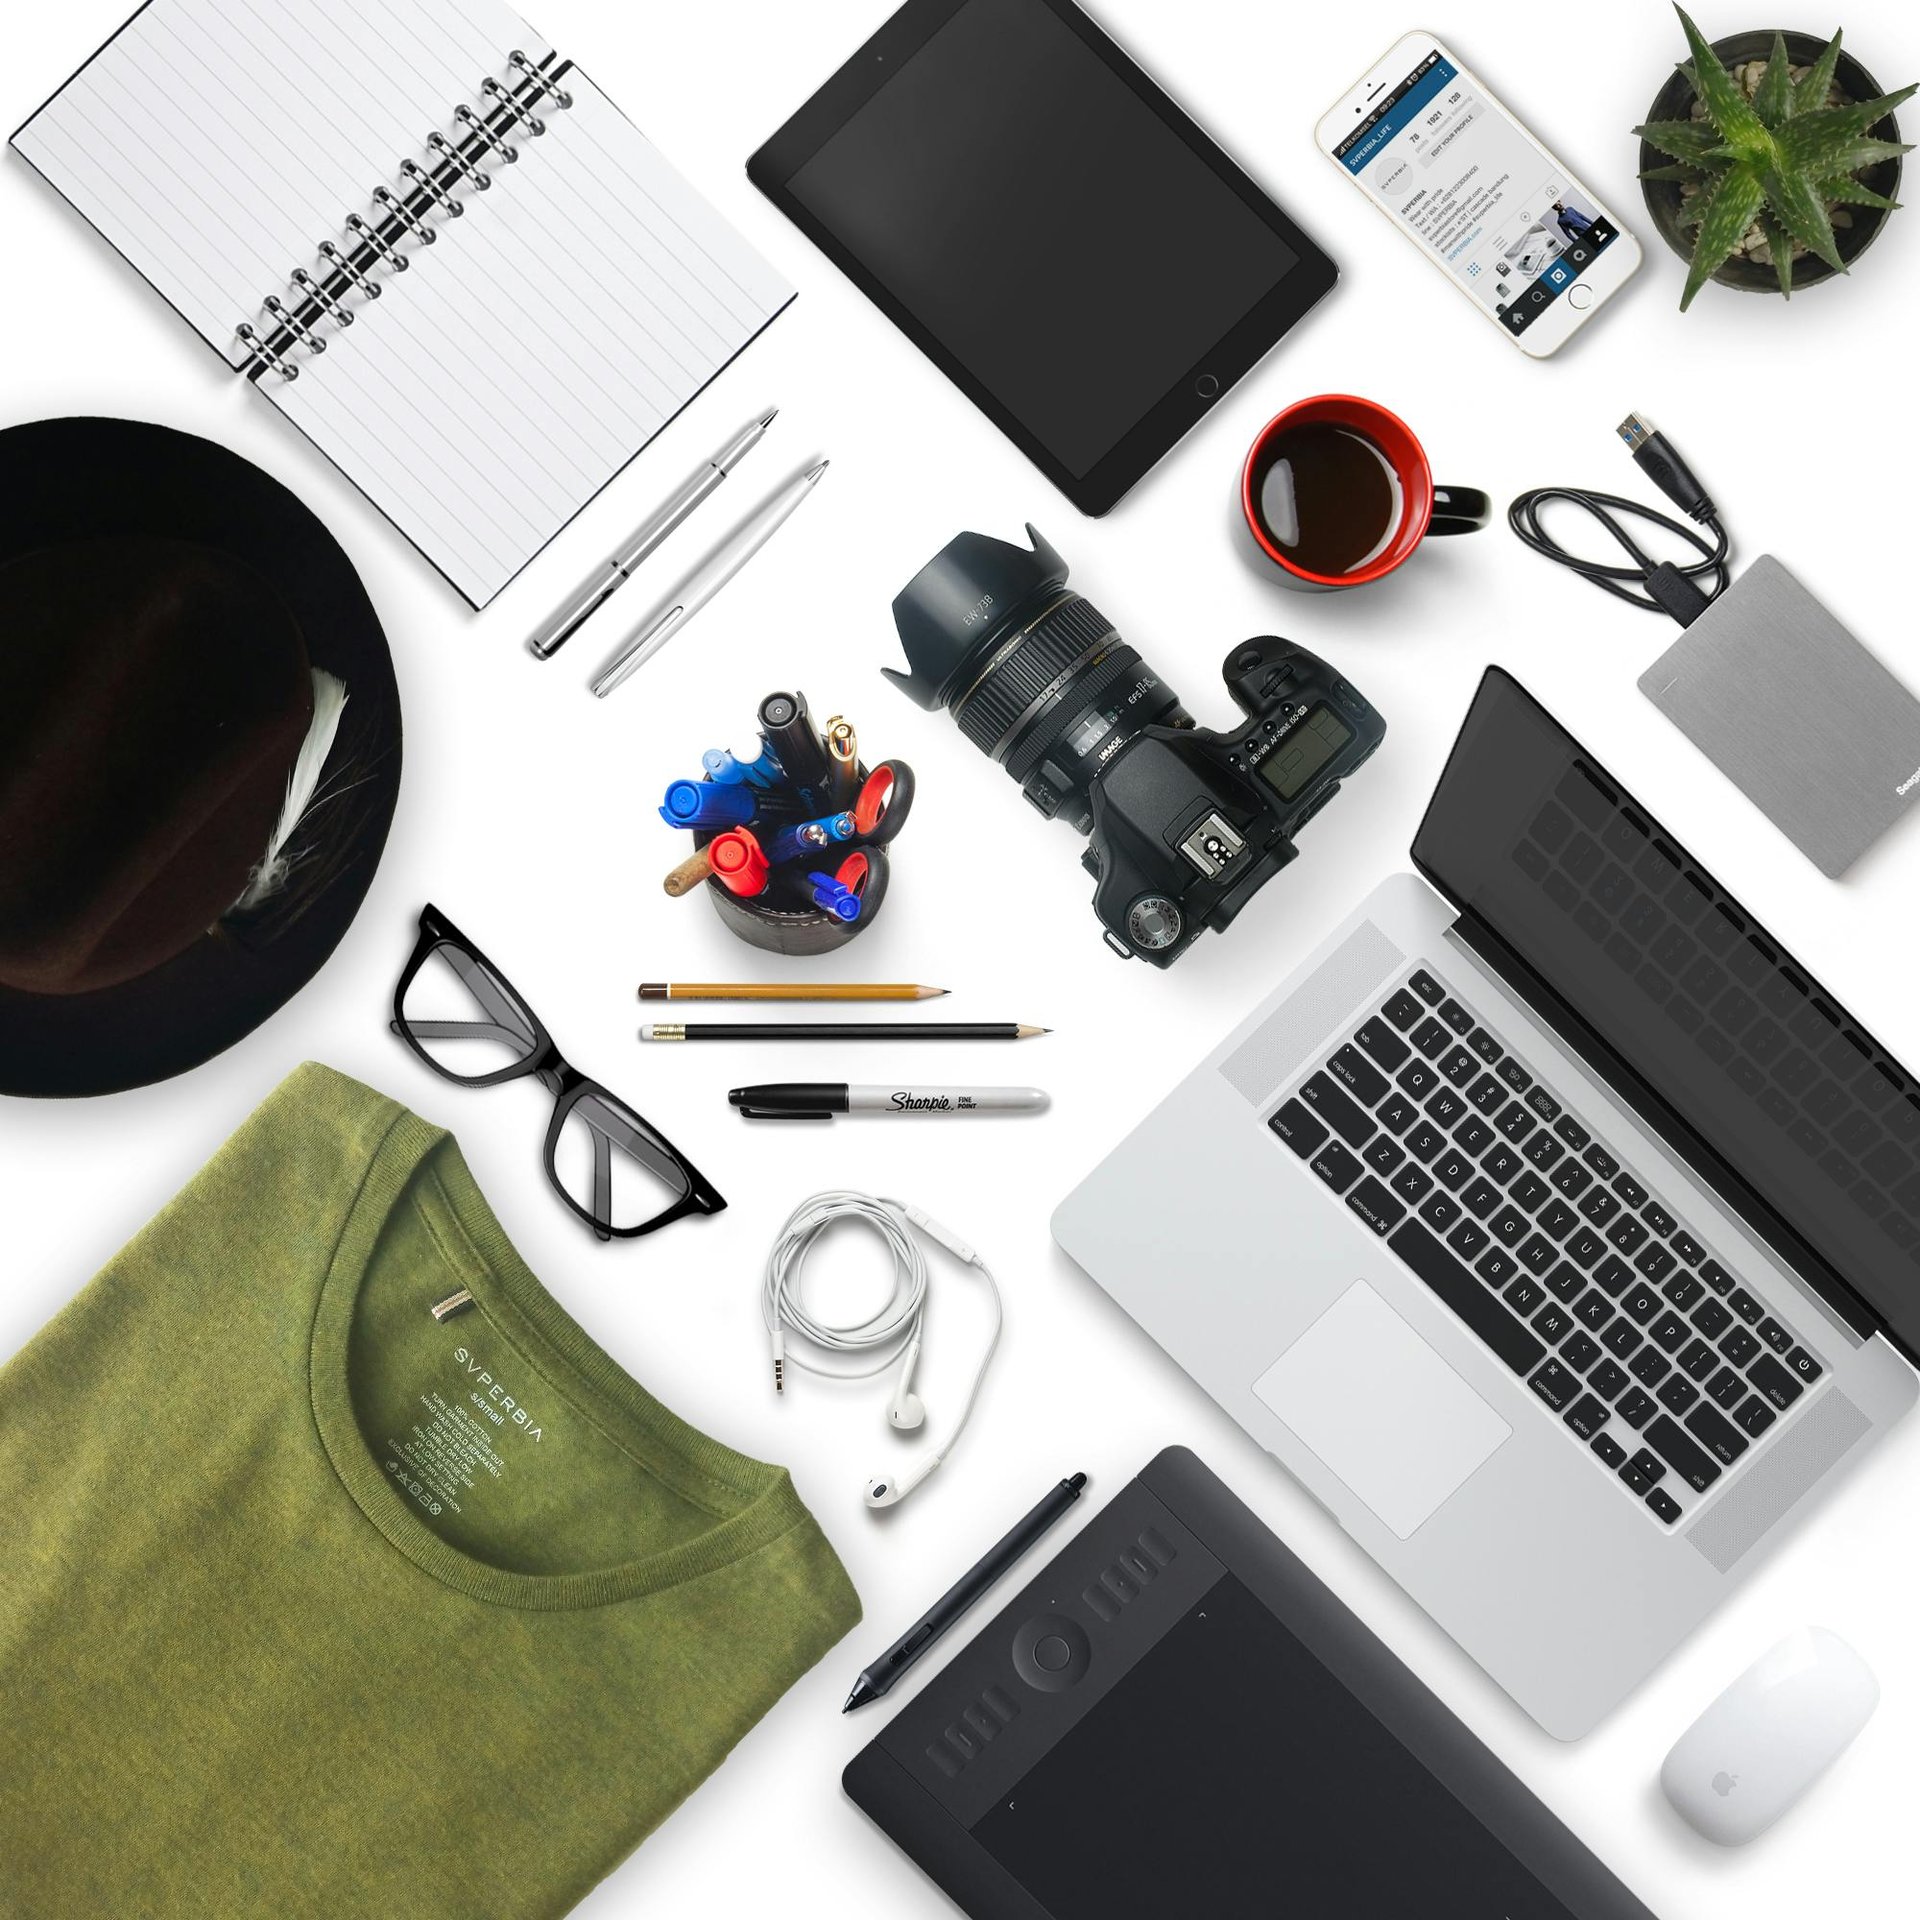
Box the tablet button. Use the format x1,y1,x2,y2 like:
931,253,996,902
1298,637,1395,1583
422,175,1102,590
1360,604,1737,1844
1012,1614,1092,1691
1195,372,1221,399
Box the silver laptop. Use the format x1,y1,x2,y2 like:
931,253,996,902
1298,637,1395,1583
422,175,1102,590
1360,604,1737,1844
1053,667,1919,1739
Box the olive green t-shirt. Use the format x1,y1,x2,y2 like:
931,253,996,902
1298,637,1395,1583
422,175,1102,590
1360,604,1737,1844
0,1063,859,1918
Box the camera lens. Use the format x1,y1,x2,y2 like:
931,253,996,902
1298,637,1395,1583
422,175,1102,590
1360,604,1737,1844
888,527,1188,829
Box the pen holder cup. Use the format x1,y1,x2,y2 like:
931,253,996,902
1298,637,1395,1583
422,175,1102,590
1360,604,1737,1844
695,768,893,956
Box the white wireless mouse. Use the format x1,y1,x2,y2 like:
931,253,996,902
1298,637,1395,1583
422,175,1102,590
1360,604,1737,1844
1661,1627,1879,1846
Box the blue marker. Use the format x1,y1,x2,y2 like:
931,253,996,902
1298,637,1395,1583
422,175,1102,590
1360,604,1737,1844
809,872,863,922
659,780,757,830
702,741,783,789
765,810,857,865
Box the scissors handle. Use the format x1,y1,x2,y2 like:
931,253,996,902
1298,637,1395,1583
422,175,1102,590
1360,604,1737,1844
853,760,915,847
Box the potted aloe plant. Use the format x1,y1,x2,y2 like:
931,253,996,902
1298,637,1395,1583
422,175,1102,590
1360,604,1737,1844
1636,7,1913,307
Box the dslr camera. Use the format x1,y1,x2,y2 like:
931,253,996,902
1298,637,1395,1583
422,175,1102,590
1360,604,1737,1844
887,526,1385,967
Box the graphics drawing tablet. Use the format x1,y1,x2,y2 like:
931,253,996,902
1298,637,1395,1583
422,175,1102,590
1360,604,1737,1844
845,1447,1657,1918
748,0,1336,515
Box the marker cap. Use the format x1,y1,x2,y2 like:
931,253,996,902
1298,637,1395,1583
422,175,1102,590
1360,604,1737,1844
710,829,770,897
660,779,756,829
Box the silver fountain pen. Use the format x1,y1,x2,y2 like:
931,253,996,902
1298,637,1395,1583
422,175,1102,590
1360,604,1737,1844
524,408,777,659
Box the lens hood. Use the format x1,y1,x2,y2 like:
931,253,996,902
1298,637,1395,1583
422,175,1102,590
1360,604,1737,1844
885,524,1069,710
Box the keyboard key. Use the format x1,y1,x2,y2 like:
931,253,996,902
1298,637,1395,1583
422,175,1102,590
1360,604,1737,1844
1409,969,1444,1005
1565,1227,1606,1269
1643,1201,1677,1237
1419,1191,1463,1233
1491,1206,1529,1246
1483,1145,1523,1184
1564,1394,1608,1440
1699,1258,1735,1295
1627,1446,1666,1487
1412,1017,1451,1059
1650,1311,1689,1353
1506,1276,1545,1315
1613,1172,1649,1208
1476,1248,1517,1287
1608,1216,1649,1255
1406,1123,1446,1163
1528,1361,1578,1412
1579,1188,1621,1227
1592,1431,1628,1469
1439,997,1474,1035
1468,1027,1503,1064
1692,1298,1733,1340
1684,1402,1749,1468
1426,1089,1468,1129
1511,1172,1550,1211
1534,1303,1573,1344
1364,1135,1407,1177
1448,1220,1490,1260
1644,1414,1723,1493
1603,1321,1643,1361
1583,1143,1620,1179
1397,1061,1440,1100
1678,1339,1719,1382
1594,1255,1635,1297
1647,1486,1684,1525
1497,1058,1533,1094
1389,1220,1545,1375
1575,1289,1614,1330
1538,1200,1579,1241
1310,1141,1363,1194
1561,1331,1602,1373
1330,1045,1390,1107
1440,1047,1479,1087
1555,1114,1592,1151
1467,1074,1507,1116
1757,1316,1794,1355
1300,1073,1374,1149
1551,1161,1593,1200
1618,1458,1655,1496
1658,1376,1700,1417
1634,1243,1677,1283
1728,1288,1764,1325
1630,1348,1671,1388
1383,989,1424,1031
1433,1149,1474,1190
1622,1283,1662,1324
1671,1231,1705,1265
1662,1270,1704,1311
1617,1386,1658,1430
1748,1354,1804,1412
1516,1235,1557,1277
1270,1099,1327,1156
1345,1177,1405,1237
1461,1177,1502,1219
1379,1095,1419,1135
1524,1133,1565,1172
1719,1325,1762,1368
1707,1367,1746,1410
1497,1104,1537,1143
1734,1396,1777,1438
1590,1358,1630,1400
1455,1116,1495,1156
1786,1345,1824,1385
1356,1017,1412,1072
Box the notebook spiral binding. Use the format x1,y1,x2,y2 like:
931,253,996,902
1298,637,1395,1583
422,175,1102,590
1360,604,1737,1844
236,48,574,382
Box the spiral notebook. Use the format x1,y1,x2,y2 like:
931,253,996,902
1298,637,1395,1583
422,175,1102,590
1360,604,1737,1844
11,0,794,607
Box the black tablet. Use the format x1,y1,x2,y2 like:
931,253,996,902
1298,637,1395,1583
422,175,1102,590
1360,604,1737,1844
845,1448,1659,1919
748,0,1336,515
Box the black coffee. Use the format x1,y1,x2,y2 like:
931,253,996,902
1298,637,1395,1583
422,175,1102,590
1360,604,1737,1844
1255,423,1405,577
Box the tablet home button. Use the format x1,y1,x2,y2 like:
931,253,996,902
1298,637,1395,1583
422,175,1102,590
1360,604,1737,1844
1012,1614,1091,1691
1195,373,1221,399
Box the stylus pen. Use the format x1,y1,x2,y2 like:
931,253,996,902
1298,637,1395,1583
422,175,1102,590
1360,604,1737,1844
643,1022,1047,1042
590,461,829,697
844,1475,1089,1712
729,1083,1050,1120
525,409,776,659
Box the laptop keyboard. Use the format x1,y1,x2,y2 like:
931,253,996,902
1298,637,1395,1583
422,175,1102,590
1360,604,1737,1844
1268,966,1827,1529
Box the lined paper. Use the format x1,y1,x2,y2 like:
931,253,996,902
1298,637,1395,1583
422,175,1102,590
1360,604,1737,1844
13,0,792,605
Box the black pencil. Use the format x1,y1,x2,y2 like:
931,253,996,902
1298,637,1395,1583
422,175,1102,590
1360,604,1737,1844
639,1022,1048,1042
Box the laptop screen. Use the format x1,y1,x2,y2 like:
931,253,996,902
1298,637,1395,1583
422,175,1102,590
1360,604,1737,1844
1412,668,1920,1357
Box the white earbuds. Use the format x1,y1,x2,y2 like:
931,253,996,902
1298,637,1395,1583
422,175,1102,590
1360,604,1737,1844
865,1455,941,1509
886,1337,926,1432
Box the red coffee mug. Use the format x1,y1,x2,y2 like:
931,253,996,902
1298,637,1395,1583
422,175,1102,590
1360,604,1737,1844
1241,396,1489,592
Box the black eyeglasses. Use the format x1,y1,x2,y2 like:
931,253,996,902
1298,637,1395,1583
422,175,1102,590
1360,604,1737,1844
391,904,725,1241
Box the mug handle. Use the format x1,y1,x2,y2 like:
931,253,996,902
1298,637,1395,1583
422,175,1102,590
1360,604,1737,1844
1430,486,1492,536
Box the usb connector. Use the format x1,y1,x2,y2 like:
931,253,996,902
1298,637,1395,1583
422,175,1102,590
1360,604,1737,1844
1617,414,1717,525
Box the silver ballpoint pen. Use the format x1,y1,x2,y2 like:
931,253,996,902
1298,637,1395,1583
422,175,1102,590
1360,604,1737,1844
590,460,830,699
525,408,777,659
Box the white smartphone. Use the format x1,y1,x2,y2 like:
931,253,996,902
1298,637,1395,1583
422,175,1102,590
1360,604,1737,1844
1315,33,1640,357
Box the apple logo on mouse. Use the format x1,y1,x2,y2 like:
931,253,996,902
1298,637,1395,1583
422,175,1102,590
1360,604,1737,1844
1711,1770,1738,1797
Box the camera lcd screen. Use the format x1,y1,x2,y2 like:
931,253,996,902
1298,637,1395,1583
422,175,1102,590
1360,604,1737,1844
751,0,1335,510
1260,706,1352,800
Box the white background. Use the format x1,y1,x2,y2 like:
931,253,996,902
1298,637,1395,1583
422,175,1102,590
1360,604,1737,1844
4,3,1918,1915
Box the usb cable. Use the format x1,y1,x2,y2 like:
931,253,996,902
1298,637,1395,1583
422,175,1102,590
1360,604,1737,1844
1508,415,1729,625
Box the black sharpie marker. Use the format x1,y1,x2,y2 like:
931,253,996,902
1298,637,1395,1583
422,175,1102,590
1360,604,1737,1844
728,1082,1050,1120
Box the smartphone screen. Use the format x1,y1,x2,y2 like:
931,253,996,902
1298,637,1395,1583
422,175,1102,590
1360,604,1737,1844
1330,49,1622,343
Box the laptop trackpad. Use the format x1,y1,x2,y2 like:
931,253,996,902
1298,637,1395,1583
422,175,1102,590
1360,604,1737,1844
1253,1282,1510,1541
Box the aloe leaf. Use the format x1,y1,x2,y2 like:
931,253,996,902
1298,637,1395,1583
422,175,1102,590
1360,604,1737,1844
1634,117,1731,162
1641,162,1707,182
1777,87,1919,171
1758,213,1797,295
1675,6,1769,154
1794,27,1845,115
1818,176,1901,210
1681,164,1767,308
1815,137,1914,171
1754,35,1795,128
1763,166,1847,272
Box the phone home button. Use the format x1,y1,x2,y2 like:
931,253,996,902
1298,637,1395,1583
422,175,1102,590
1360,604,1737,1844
1567,283,1595,311
1195,373,1221,399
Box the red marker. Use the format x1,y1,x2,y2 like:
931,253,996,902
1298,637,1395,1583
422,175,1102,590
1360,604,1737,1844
709,828,770,898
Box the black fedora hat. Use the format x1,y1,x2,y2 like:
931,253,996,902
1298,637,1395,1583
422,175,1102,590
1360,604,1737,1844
0,417,401,1097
